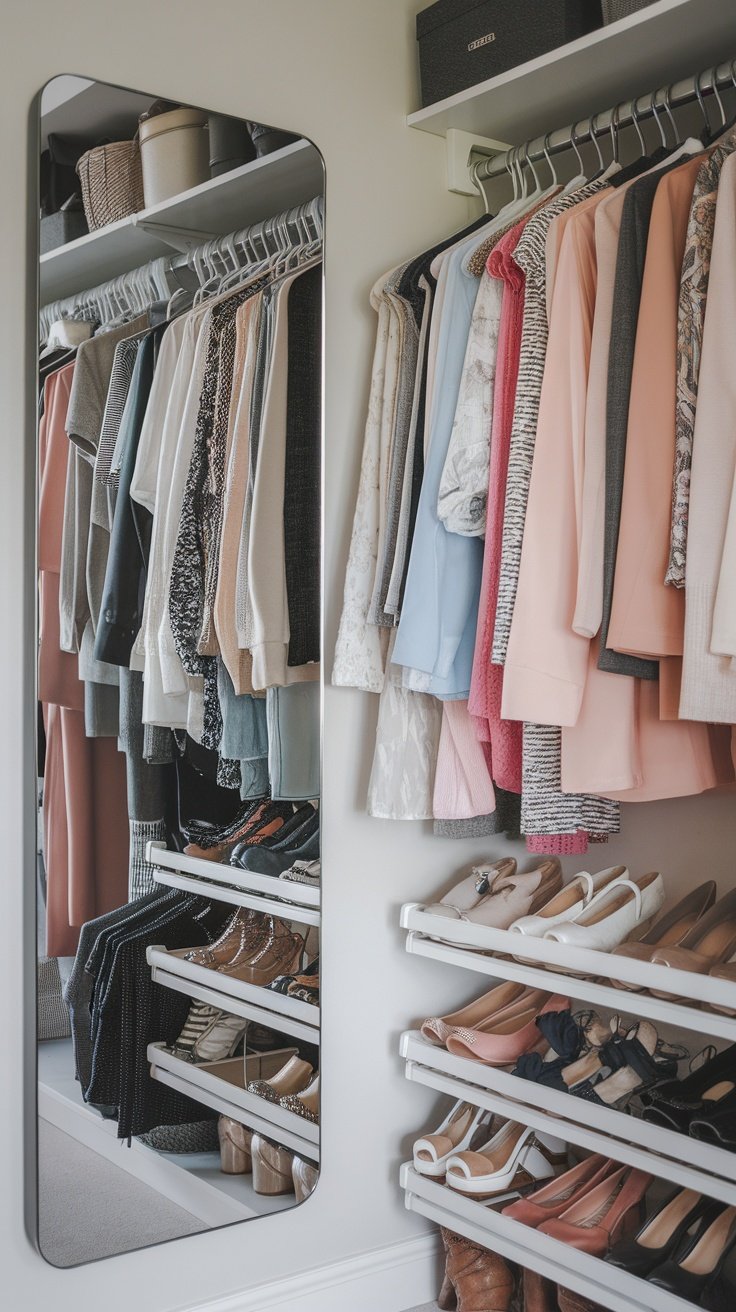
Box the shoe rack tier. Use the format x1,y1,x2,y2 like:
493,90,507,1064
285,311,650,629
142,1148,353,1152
401,1030,736,1207
147,946,320,1045
400,904,736,1044
400,1164,698,1312
148,1043,319,1162
147,841,320,923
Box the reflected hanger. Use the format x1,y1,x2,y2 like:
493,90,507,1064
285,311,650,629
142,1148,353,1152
630,97,646,156
542,132,558,186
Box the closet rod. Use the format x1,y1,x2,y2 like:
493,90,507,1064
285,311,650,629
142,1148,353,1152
475,56,736,180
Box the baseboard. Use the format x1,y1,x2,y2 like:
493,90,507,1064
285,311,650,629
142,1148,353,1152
185,1232,441,1312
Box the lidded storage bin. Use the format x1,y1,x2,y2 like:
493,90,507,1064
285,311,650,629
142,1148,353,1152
139,106,209,207
416,0,603,107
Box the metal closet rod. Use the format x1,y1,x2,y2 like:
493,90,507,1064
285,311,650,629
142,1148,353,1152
475,56,736,180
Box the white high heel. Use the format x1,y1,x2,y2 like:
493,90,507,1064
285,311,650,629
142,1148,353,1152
412,1101,493,1178
544,871,665,953
445,1121,567,1200
510,867,627,938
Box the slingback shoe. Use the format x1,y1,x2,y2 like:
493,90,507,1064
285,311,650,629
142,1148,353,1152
217,1116,253,1174
413,1102,494,1179
424,858,518,920
247,1054,313,1102
216,915,305,985
421,981,529,1047
461,860,564,933
610,881,717,990
445,1122,567,1201
650,888,736,999
544,871,664,955
280,1073,320,1123
251,1134,295,1196
539,1166,652,1257
510,867,626,939
503,1155,615,1226
513,1010,610,1091
605,1188,714,1278
446,992,568,1066
649,1203,736,1309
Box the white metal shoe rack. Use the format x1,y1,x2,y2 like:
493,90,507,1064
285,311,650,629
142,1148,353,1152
145,841,320,1165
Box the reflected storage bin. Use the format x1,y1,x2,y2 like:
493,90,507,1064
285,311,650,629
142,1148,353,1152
416,0,603,107
139,106,210,207
602,0,657,20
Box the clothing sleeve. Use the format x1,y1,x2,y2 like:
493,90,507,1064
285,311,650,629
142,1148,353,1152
501,225,595,727
437,274,501,538
711,468,736,657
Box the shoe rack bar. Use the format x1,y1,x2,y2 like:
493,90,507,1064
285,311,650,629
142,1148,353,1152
146,945,320,1032
150,868,321,929
146,841,320,911
149,1052,319,1163
400,1031,736,1206
400,903,736,1018
150,963,319,1045
400,1165,699,1312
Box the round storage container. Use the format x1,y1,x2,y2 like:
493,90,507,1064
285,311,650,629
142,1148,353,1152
139,107,209,207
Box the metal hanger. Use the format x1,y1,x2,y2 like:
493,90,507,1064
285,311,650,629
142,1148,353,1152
709,66,727,127
630,97,646,155
694,69,712,134
649,91,667,148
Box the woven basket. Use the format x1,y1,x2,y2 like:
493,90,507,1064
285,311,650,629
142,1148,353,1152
76,138,144,231
601,0,657,21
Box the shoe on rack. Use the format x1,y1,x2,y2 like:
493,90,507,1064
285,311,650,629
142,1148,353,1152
605,1188,715,1278
609,882,717,990
280,859,321,886
216,915,305,986
286,972,320,1006
185,800,295,861
177,908,268,969
442,1230,515,1312
648,1203,736,1310
445,1121,567,1200
570,1021,686,1109
232,807,320,876
445,991,569,1066
424,858,518,920
292,1155,319,1203
229,804,318,868
649,888,736,999
247,1053,313,1102
513,1008,607,1090
503,1155,615,1227
543,871,665,955
641,1043,736,1134
280,1073,319,1123
217,1116,253,1174
458,860,565,933
510,867,626,939
421,981,529,1048
169,1000,246,1063
250,1133,295,1196
689,1090,736,1148
412,1101,495,1179
539,1165,652,1256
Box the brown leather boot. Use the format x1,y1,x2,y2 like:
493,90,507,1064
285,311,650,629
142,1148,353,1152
523,1269,558,1312
557,1287,606,1312
180,908,268,968
219,915,304,984
438,1228,459,1310
445,1233,515,1311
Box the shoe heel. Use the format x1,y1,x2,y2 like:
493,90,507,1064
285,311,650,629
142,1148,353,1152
292,1155,319,1203
251,1134,296,1195
437,1273,457,1311
217,1116,252,1175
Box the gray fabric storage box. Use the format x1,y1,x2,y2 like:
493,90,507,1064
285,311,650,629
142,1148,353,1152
40,207,88,254
416,0,603,107
602,0,657,21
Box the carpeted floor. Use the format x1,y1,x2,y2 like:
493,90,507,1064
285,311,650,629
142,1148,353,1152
38,1120,205,1266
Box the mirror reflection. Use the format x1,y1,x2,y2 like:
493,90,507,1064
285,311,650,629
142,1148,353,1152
36,75,323,1265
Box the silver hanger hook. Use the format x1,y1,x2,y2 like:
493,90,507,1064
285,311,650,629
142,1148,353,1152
609,104,620,163
542,131,557,185
630,96,646,154
570,121,585,175
662,85,679,143
649,91,667,147
523,140,540,191
709,66,726,126
695,69,711,133
590,113,604,172
731,59,736,91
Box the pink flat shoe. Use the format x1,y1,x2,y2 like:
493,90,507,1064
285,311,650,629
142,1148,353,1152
420,980,529,1047
446,992,568,1066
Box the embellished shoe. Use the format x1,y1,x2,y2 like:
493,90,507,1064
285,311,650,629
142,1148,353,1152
247,1053,313,1102
177,908,268,969
421,981,529,1048
280,1074,319,1123
445,992,568,1066
216,915,305,986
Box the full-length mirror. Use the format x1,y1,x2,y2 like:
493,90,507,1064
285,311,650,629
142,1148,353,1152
35,75,323,1265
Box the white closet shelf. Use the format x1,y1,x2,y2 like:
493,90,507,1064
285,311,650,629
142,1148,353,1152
401,1165,699,1312
407,0,735,142
146,840,320,914
40,139,324,303
148,1043,319,1161
401,1030,736,1207
146,945,319,1039
400,903,736,1034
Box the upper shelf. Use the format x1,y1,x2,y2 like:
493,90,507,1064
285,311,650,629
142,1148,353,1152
40,139,324,304
407,0,736,141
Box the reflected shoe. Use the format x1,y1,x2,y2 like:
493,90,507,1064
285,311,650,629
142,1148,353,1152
251,1134,295,1195
421,981,529,1048
247,1053,313,1102
424,858,518,920
287,972,319,1006
170,1001,246,1063
510,867,626,939
461,860,564,932
649,1203,736,1309
280,859,321,886
292,1156,319,1202
544,872,665,953
610,882,717,990
539,1166,651,1256
236,825,320,878
179,908,268,969
280,1073,319,1123
446,991,568,1066
445,1122,567,1200
215,915,304,985
503,1155,615,1226
230,804,318,867
217,1116,253,1174
185,800,294,861
605,1188,715,1277
413,1102,495,1179
650,888,736,999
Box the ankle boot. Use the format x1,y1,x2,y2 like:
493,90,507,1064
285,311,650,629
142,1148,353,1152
438,1228,459,1310
523,1269,557,1312
445,1234,515,1312
217,1116,252,1174
181,908,267,968
251,1134,295,1195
